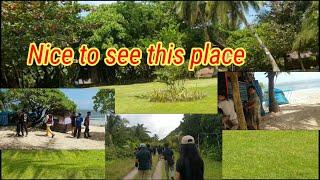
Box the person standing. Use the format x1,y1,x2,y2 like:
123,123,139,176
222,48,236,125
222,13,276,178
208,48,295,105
176,135,204,180
136,143,152,180
74,113,83,139
71,112,76,137
20,109,28,137
247,86,261,130
45,114,55,138
84,111,91,138
15,112,22,137
218,94,239,130
163,143,175,180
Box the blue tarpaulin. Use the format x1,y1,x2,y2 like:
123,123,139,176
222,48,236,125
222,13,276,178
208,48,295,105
264,88,289,105
274,88,289,105
0,112,9,126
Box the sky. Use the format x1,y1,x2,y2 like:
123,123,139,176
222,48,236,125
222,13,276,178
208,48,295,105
254,72,320,85
61,88,99,110
120,114,183,139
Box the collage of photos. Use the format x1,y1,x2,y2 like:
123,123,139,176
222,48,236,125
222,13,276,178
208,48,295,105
1,1,319,180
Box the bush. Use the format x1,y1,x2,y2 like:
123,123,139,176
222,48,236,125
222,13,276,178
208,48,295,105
106,147,134,161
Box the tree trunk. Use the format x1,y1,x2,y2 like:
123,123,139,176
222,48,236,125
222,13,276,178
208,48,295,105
238,9,280,72
268,72,280,112
229,72,247,129
297,51,306,71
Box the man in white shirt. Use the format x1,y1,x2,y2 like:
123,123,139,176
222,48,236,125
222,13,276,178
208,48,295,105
218,94,239,130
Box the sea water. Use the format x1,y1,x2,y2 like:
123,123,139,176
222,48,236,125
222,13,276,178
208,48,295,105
275,78,320,92
78,110,106,126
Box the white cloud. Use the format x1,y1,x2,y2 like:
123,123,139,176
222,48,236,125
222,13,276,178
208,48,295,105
119,114,183,139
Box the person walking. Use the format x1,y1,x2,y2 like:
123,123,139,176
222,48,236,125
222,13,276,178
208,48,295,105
163,143,175,180
84,111,91,138
74,113,83,139
176,135,204,180
45,114,55,138
136,143,152,180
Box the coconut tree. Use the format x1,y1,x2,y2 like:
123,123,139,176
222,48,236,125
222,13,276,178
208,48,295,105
174,1,225,48
266,72,280,113
228,72,247,130
175,1,281,71
292,1,319,71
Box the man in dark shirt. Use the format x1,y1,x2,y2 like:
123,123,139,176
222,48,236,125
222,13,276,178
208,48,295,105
163,143,175,180
84,111,91,138
136,143,151,179
20,109,28,137
71,112,76,137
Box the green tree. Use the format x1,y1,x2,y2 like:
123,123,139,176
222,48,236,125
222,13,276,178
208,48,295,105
3,89,76,125
1,1,90,87
175,1,280,71
93,89,115,114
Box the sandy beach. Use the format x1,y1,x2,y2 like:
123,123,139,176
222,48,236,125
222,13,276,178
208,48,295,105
261,88,320,130
0,125,105,150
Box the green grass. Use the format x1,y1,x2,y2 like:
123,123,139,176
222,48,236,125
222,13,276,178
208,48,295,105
104,78,217,114
223,131,319,179
1,150,105,179
203,158,222,179
106,158,134,179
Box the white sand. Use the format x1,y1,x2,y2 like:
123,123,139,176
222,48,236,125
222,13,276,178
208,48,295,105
283,88,320,105
261,88,320,130
0,126,105,150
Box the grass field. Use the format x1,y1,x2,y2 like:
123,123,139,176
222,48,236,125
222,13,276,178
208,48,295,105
1,150,105,179
104,78,217,114
203,158,222,179
106,158,134,179
223,131,319,179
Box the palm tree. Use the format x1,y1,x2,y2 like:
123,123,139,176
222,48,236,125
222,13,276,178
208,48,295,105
174,1,281,71
228,72,247,130
266,72,280,113
132,123,150,141
292,1,319,71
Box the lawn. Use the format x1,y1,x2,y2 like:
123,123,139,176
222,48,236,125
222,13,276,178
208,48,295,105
104,78,217,114
222,131,319,179
1,150,105,179
203,158,222,179
106,158,134,179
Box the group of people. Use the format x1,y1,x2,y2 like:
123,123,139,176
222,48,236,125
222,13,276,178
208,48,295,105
70,111,91,139
134,135,204,180
15,110,92,139
218,85,261,130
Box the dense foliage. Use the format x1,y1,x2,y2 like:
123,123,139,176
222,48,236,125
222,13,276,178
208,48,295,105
1,1,318,87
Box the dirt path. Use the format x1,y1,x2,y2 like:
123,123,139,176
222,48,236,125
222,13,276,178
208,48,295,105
123,160,163,180
0,126,105,150
152,159,163,180
123,167,138,180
